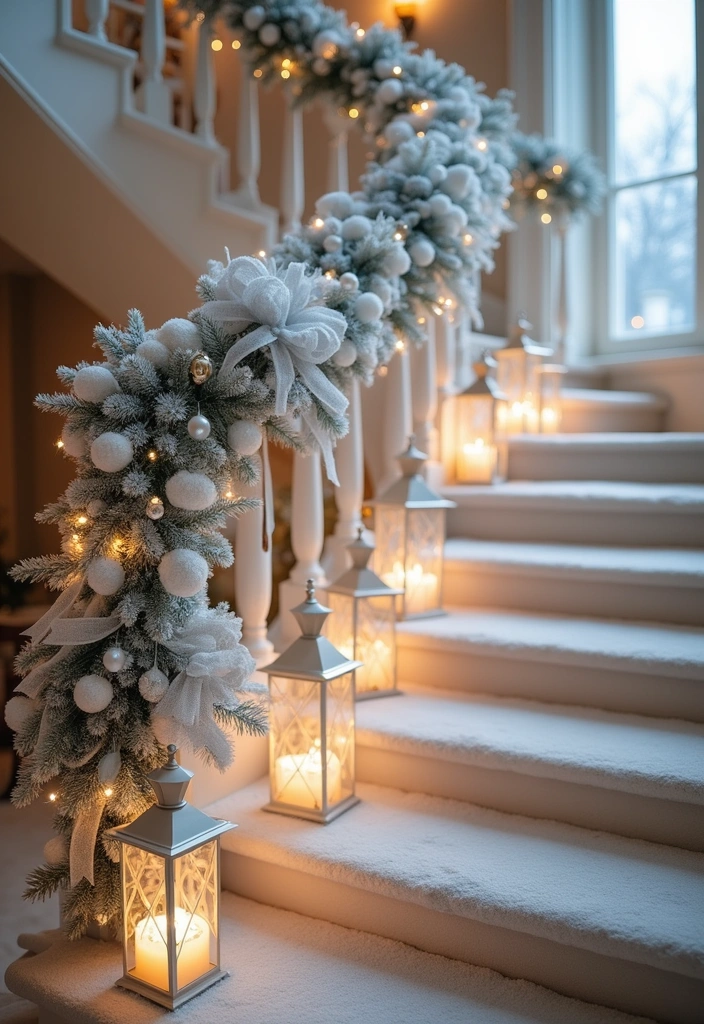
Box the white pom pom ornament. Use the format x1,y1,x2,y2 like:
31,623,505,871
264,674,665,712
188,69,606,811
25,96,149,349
61,423,86,458
86,556,125,595
4,695,37,732
73,366,120,404
155,318,201,353
91,432,133,473
409,239,436,267
259,22,281,45
165,471,218,511
443,164,474,201
242,5,265,30
376,78,404,105
136,338,170,370
44,836,67,866
429,193,453,216
384,121,414,147
341,216,373,241
332,341,357,368
355,292,384,324
139,666,170,703
227,420,263,456
74,675,113,714
383,246,412,277
316,192,354,220
158,549,209,597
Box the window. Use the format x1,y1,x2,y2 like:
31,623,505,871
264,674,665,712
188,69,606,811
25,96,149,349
601,0,700,352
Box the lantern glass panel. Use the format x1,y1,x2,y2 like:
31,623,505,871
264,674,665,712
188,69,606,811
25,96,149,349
524,354,542,432
270,675,325,810
326,672,356,803
325,591,355,659
122,846,170,992
456,393,497,484
539,371,562,433
355,595,396,695
375,506,407,592
405,507,443,616
172,840,218,991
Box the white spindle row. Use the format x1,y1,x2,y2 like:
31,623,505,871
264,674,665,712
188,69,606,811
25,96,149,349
86,0,109,40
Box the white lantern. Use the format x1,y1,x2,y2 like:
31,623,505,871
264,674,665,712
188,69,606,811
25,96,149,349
495,318,553,434
454,353,507,484
107,746,234,1009
325,529,402,700
371,439,455,620
263,581,362,823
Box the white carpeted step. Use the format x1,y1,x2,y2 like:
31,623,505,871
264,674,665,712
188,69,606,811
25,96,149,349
356,689,704,850
3,896,655,1024
560,389,667,433
212,779,704,1024
396,609,704,721
443,539,704,625
443,481,704,546
506,432,704,483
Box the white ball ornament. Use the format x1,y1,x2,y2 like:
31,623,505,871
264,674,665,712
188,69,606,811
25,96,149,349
341,215,373,241
316,192,354,220
332,340,357,368
227,420,263,456
322,216,342,236
158,549,209,598
135,338,170,370
371,279,393,307
443,164,474,201
187,414,211,441
242,5,265,30
374,58,396,79
91,432,133,473
355,292,384,324
73,366,120,404
339,272,359,293
323,234,343,254
384,121,414,147
102,646,127,673
409,239,436,267
61,423,86,458
259,22,281,45
165,471,218,511
429,193,453,216
44,836,68,867
86,556,125,596
87,498,106,517
146,497,165,520
4,695,37,732
383,246,412,277
139,666,170,703
429,164,448,186
376,78,404,105
74,675,113,714
155,318,201,353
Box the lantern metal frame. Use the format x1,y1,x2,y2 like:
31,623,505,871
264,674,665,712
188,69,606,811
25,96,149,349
454,352,508,485
263,581,362,824
107,746,235,1011
370,439,455,621
495,317,553,435
326,529,403,701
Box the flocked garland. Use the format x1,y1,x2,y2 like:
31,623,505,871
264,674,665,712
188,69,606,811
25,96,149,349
509,131,606,224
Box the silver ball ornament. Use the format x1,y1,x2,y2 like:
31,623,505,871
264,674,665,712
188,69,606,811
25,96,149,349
138,666,170,703
146,497,165,520
188,414,212,440
102,646,127,673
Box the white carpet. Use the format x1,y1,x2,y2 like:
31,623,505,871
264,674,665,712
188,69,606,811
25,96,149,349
442,480,704,510
356,688,704,803
211,778,704,981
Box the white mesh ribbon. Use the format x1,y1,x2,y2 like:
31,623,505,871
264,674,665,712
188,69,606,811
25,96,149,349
152,610,261,770
70,792,107,886
201,257,348,483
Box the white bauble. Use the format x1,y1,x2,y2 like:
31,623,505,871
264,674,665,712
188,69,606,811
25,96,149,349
242,4,265,30
227,420,263,456
4,695,36,732
409,239,436,267
102,646,127,673
61,423,86,458
316,192,354,219
383,246,411,277
323,234,343,253
384,120,414,147
429,164,448,186
332,340,357,368
187,414,212,441
443,163,474,201
158,549,209,598
44,836,67,866
339,272,359,293
73,366,120,404
87,498,106,517
416,200,432,219
259,22,281,45
155,318,200,353
138,666,170,703
373,58,396,79
445,205,468,237
165,471,218,511
90,432,133,473
74,675,113,714
376,78,404,105
429,193,453,216
86,556,125,596
322,216,342,236
98,750,122,784
135,338,170,370
341,215,373,241
355,292,384,324
371,279,393,307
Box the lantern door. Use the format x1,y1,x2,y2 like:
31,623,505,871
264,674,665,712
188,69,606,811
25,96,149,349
496,349,525,433
374,505,407,597
172,840,219,991
122,845,171,994
539,368,563,433
324,670,356,807
353,595,397,697
403,507,444,617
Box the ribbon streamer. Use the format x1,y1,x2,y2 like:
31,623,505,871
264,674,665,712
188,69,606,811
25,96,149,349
261,434,274,551
42,615,121,646
70,793,107,887
22,581,83,642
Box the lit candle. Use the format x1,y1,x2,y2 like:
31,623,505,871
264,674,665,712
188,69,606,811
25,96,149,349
540,406,559,433
133,907,211,991
274,745,342,809
405,563,439,613
457,438,496,483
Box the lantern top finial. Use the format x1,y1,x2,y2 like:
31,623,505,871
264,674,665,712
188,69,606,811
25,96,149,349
504,316,553,357
347,527,374,571
147,745,194,809
461,350,506,400
398,435,428,478
292,579,332,638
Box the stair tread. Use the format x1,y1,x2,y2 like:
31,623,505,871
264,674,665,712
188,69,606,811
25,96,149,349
562,388,669,409
445,538,704,585
4,896,653,1024
357,689,704,804
508,432,704,450
442,480,704,511
212,780,704,980
396,608,704,678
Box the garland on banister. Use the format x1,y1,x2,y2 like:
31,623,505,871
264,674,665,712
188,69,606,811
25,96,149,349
509,131,606,223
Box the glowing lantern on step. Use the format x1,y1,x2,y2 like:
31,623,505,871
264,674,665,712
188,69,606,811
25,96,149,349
325,529,403,700
371,438,455,620
537,362,567,434
454,352,507,484
495,317,553,434
263,580,361,823
107,746,234,1010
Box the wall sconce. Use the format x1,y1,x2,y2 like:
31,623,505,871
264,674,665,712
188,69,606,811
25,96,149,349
395,2,420,39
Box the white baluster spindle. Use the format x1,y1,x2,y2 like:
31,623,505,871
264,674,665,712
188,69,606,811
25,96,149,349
280,103,305,235
139,0,171,125
324,109,350,193
235,457,274,667
235,65,262,208
194,15,216,144
85,0,108,41
435,311,458,485
378,344,413,494
322,377,366,582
